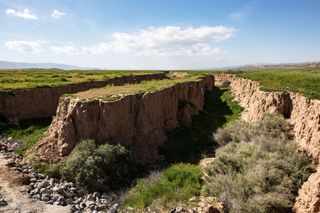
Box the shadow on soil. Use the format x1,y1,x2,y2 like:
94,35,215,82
160,86,233,164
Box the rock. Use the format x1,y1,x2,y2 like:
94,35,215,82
40,188,50,195
52,186,62,193
33,194,41,200
30,177,37,182
41,195,51,202
0,199,8,206
66,198,74,205
87,194,95,201
93,192,101,198
86,200,95,207
74,197,82,204
79,202,87,209
126,207,135,213
101,193,108,200
189,196,199,202
174,207,189,213
61,189,75,198
57,196,66,206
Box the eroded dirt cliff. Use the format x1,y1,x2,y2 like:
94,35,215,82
215,74,320,213
0,73,166,123
36,76,214,164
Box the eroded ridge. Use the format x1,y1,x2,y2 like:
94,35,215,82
0,73,166,122
36,75,214,164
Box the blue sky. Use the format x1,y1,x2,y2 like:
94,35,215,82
0,0,319,69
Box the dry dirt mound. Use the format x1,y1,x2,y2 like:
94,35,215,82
0,155,70,213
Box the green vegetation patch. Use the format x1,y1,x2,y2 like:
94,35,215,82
75,75,206,100
238,69,320,99
1,118,51,155
62,139,136,191
0,69,159,90
124,163,202,210
203,114,314,213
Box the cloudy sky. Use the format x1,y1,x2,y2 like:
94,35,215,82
1,0,320,69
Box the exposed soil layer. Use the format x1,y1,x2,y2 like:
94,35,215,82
215,74,320,213
36,76,214,164
0,73,166,123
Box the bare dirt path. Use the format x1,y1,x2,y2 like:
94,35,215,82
0,155,70,213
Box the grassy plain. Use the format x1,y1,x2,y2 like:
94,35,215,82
75,74,206,100
238,69,320,99
0,69,159,90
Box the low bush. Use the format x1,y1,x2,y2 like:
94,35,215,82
213,114,291,146
124,163,202,210
203,114,314,213
34,163,62,179
62,139,135,191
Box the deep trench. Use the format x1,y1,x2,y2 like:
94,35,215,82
160,86,235,164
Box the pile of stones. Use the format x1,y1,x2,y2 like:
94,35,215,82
0,137,120,213
169,196,223,213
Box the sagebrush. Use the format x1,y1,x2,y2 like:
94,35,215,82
204,114,314,213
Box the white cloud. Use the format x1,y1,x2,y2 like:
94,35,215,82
51,9,66,19
5,40,43,53
52,25,235,57
5,8,38,20
50,45,80,55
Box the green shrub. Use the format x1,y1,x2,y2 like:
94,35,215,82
62,139,134,191
124,163,202,210
203,114,314,213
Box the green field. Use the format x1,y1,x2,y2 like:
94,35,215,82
74,74,207,100
238,69,320,99
0,69,160,90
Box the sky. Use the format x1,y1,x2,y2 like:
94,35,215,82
0,0,320,69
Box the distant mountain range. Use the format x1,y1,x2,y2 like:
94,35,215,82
1,60,320,70
0,60,82,70
235,61,320,70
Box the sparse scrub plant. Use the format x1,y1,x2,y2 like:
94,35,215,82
203,114,314,213
213,114,290,146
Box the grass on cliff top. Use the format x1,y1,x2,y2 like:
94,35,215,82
237,69,320,99
74,74,206,100
0,69,160,91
